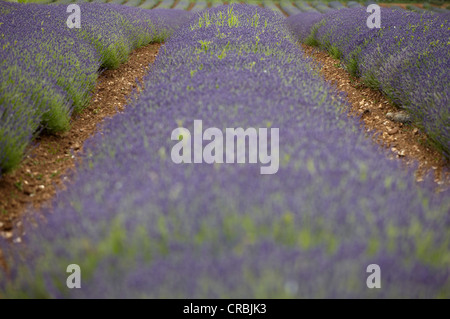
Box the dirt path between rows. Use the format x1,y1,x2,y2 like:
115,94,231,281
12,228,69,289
0,43,161,242
301,44,449,188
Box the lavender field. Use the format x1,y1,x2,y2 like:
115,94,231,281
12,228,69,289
287,7,450,158
1,2,449,298
0,1,191,174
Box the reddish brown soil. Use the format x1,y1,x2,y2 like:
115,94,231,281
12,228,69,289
0,43,161,241
301,44,449,187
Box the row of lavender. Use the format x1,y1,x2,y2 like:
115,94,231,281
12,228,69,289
0,1,191,176
287,8,450,159
1,5,448,298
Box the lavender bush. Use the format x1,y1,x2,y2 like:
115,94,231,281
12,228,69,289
192,0,208,13
174,0,190,10
139,0,158,10
294,1,320,13
279,0,302,16
262,0,283,15
1,5,448,298
286,11,323,42
0,1,191,176
287,7,450,158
